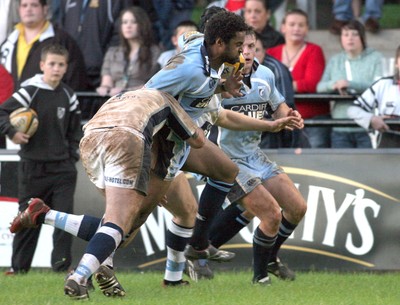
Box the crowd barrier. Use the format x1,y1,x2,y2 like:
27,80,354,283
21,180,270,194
76,92,400,128
1,149,400,272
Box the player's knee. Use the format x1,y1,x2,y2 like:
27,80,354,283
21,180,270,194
175,202,197,223
288,199,307,224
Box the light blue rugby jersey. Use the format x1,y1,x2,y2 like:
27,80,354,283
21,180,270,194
219,61,285,158
145,32,222,123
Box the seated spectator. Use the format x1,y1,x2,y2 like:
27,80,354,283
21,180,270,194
157,20,198,68
0,0,19,45
0,0,87,91
58,0,128,89
96,6,161,97
243,0,284,49
348,45,400,148
267,9,327,148
317,20,383,148
330,0,384,35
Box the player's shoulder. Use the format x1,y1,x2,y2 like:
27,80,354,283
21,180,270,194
253,61,275,80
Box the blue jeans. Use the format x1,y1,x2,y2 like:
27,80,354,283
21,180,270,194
331,131,372,148
333,0,383,21
302,115,332,148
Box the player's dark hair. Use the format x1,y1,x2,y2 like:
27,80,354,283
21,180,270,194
41,44,69,61
174,20,199,35
341,19,367,50
204,11,249,45
199,6,226,33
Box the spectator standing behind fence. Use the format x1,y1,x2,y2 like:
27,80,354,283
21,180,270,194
243,0,284,50
58,0,129,90
330,0,384,35
96,6,161,97
0,0,19,45
0,44,82,275
157,20,198,68
0,0,87,91
0,64,14,104
317,20,383,148
0,64,14,148
348,45,400,148
267,9,327,148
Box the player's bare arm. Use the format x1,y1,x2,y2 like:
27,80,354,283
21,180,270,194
215,108,302,132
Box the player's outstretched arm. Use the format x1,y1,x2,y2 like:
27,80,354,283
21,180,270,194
215,109,302,132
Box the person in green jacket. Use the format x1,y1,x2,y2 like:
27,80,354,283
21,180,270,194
317,19,383,148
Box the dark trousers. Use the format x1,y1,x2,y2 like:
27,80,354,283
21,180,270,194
12,160,77,273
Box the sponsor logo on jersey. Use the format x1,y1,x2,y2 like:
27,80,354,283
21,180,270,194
190,96,213,108
105,176,134,186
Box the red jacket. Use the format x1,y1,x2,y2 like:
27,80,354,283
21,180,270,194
267,43,328,119
0,64,13,104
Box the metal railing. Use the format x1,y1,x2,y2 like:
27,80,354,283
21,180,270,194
76,92,400,128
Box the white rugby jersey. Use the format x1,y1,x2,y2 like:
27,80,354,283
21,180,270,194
218,61,285,158
348,76,400,130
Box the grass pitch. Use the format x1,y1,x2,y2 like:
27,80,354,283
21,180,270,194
1,269,399,305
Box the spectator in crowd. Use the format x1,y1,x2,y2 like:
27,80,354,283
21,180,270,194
0,64,14,148
152,0,196,50
0,44,82,275
96,6,161,97
157,20,199,68
206,0,245,14
267,9,327,148
0,0,19,45
0,0,87,91
243,0,285,49
348,45,400,148
58,0,129,89
0,64,13,103
330,0,384,35
317,20,383,148
47,0,61,23
207,0,287,30
254,33,301,148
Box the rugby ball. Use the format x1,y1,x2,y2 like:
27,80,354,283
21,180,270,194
10,107,39,137
221,53,245,79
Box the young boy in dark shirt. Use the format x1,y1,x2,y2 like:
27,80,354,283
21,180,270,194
0,44,82,274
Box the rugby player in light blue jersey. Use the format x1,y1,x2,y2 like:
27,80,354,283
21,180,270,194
187,30,307,285
144,11,250,266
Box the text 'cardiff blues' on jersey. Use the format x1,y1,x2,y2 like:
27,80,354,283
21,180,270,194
144,32,224,122
219,61,285,158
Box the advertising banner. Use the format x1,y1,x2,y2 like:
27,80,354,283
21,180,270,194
1,149,399,272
